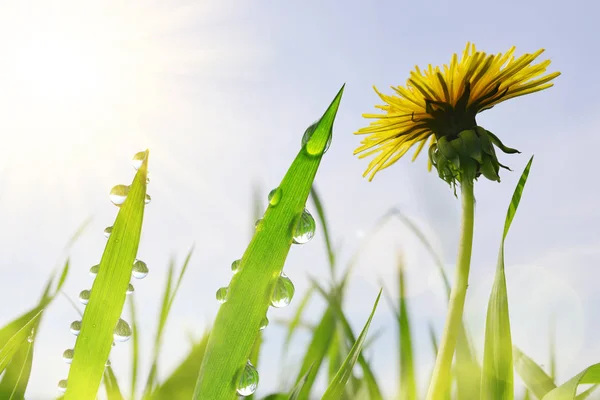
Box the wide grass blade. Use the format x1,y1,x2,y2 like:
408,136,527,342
65,151,150,400
543,364,600,400
481,156,534,400
321,290,382,400
152,330,210,400
513,347,556,399
104,366,125,400
193,86,344,399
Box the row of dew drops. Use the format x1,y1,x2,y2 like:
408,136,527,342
216,122,323,397
57,151,151,394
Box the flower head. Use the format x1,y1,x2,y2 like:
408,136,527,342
354,43,560,184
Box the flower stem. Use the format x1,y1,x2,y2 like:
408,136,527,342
426,179,475,400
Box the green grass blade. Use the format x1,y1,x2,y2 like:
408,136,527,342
481,156,534,400
549,315,556,381
321,290,382,400
0,337,32,400
104,366,125,400
397,257,417,400
456,325,481,400
152,330,210,400
289,365,314,400
0,309,42,373
312,281,383,400
283,285,315,354
543,364,600,400
129,292,140,400
575,385,598,400
310,186,336,274
65,150,149,400
513,347,556,399
293,307,337,400
193,86,344,399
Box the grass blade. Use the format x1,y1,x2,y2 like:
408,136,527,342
310,186,336,274
65,150,149,399
129,293,140,400
283,285,315,354
321,290,382,400
104,366,125,400
0,309,42,373
481,156,534,400
543,364,600,400
513,347,556,399
193,86,344,399
289,365,314,400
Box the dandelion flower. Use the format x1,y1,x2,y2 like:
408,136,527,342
354,42,560,184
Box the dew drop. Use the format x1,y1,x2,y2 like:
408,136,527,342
292,208,316,244
254,219,263,229
270,273,295,308
302,120,331,155
109,185,130,206
268,187,282,206
231,259,242,274
27,335,33,343
236,361,259,396
103,226,112,238
259,316,269,331
70,320,81,336
132,260,149,279
145,194,151,204
62,348,74,364
106,359,111,367
79,289,91,305
113,318,132,342
89,264,100,277
216,286,229,304
132,151,146,170
126,283,135,295
57,379,68,393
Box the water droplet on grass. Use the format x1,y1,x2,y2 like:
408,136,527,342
62,348,74,364
231,259,241,274
70,320,81,336
293,209,315,244
103,226,112,238
132,151,146,170
132,260,148,279
106,359,111,367
57,379,68,393
270,273,295,308
236,361,259,396
268,187,282,206
114,318,132,342
89,264,99,277
126,283,134,294
79,289,91,305
109,185,130,206
254,219,263,229
145,194,151,204
259,316,269,331
216,287,229,304
302,120,331,155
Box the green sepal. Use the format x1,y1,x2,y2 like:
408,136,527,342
480,153,500,181
458,129,483,163
476,127,496,156
486,130,521,154
437,136,460,168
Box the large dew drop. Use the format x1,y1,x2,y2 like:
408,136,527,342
70,320,81,336
132,260,149,279
302,120,332,155
216,286,229,304
132,151,146,170
231,259,242,274
79,289,91,305
109,185,130,206
292,208,316,244
270,273,295,308
114,318,132,342
62,348,74,364
236,361,259,396
89,264,100,277
57,379,68,393
103,226,112,238
268,187,282,206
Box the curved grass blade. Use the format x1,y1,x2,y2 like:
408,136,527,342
543,364,600,400
104,366,125,400
513,347,556,399
65,150,149,400
321,290,382,400
193,86,344,399
152,330,210,400
481,156,534,400
0,309,42,373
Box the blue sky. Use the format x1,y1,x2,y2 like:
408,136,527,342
0,0,598,398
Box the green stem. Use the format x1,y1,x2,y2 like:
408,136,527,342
426,179,475,400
